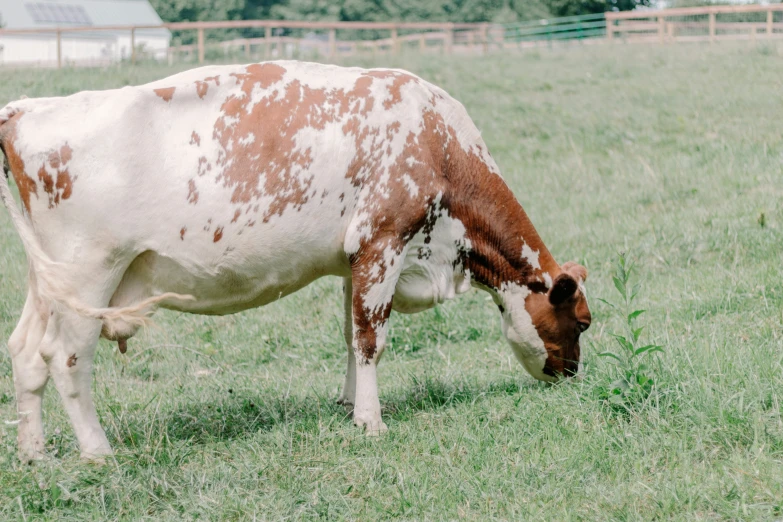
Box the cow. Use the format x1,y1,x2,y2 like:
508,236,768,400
0,60,591,461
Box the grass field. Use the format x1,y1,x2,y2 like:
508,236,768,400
1,42,783,520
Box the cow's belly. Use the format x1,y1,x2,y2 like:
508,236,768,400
393,262,471,314
111,237,349,316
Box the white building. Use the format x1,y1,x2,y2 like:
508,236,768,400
0,0,170,66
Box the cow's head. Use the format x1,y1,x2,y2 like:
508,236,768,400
497,262,591,382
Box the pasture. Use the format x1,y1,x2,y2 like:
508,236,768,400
1,43,782,520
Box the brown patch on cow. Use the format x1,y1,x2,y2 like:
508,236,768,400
197,156,210,177
190,131,201,146
0,112,38,214
213,227,224,242
195,75,220,99
180,226,187,240
230,209,241,223
200,63,391,230
415,109,558,289
66,354,78,367
37,143,75,209
187,179,199,204
154,87,176,102
118,338,128,354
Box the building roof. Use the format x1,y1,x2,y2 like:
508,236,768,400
0,0,169,37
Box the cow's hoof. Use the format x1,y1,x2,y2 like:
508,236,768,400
18,450,47,464
80,448,113,464
354,417,387,436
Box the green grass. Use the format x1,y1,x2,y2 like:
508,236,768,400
2,42,783,520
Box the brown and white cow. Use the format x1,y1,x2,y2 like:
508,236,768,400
0,61,590,461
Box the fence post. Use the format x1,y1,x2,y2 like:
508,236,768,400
419,33,426,52
131,27,136,64
658,16,664,43
197,27,205,63
445,23,453,54
245,39,251,58
329,28,336,58
546,20,552,48
481,23,489,54
767,9,773,36
391,26,399,55
708,12,716,43
606,16,614,41
56,29,62,68
265,25,271,59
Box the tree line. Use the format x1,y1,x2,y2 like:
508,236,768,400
150,0,652,26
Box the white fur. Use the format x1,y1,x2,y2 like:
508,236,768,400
521,242,541,271
498,282,554,383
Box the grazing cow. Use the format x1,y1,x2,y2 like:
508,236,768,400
0,60,591,461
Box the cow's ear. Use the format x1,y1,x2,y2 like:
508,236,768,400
549,272,578,306
561,261,587,283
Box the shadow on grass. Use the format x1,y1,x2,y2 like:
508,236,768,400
155,376,534,445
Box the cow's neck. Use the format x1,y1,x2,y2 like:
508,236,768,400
446,155,559,294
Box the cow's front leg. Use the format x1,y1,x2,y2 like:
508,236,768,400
39,310,111,461
349,240,405,436
337,277,356,407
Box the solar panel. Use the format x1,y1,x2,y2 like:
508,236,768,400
26,3,93,25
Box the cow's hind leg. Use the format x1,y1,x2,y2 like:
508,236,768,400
337,277,356,407
8,288,50,461
38,308,110,460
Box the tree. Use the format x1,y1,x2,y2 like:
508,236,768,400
149,0,246,23
544,0,651,16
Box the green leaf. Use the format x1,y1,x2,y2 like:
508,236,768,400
632,326,645,342
634,344,664,356
612,334,633,353
597,351,622,362
597,297,618,310
613,276,626,299
627,309,646,321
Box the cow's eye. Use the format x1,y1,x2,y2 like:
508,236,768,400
498,304,505,313
577,322,589,333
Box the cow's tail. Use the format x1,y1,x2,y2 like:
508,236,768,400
0,109,191,334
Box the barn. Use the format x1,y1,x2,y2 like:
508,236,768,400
0,0,170,66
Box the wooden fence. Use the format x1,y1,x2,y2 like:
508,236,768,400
606,4,783,43
0,20,490,68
